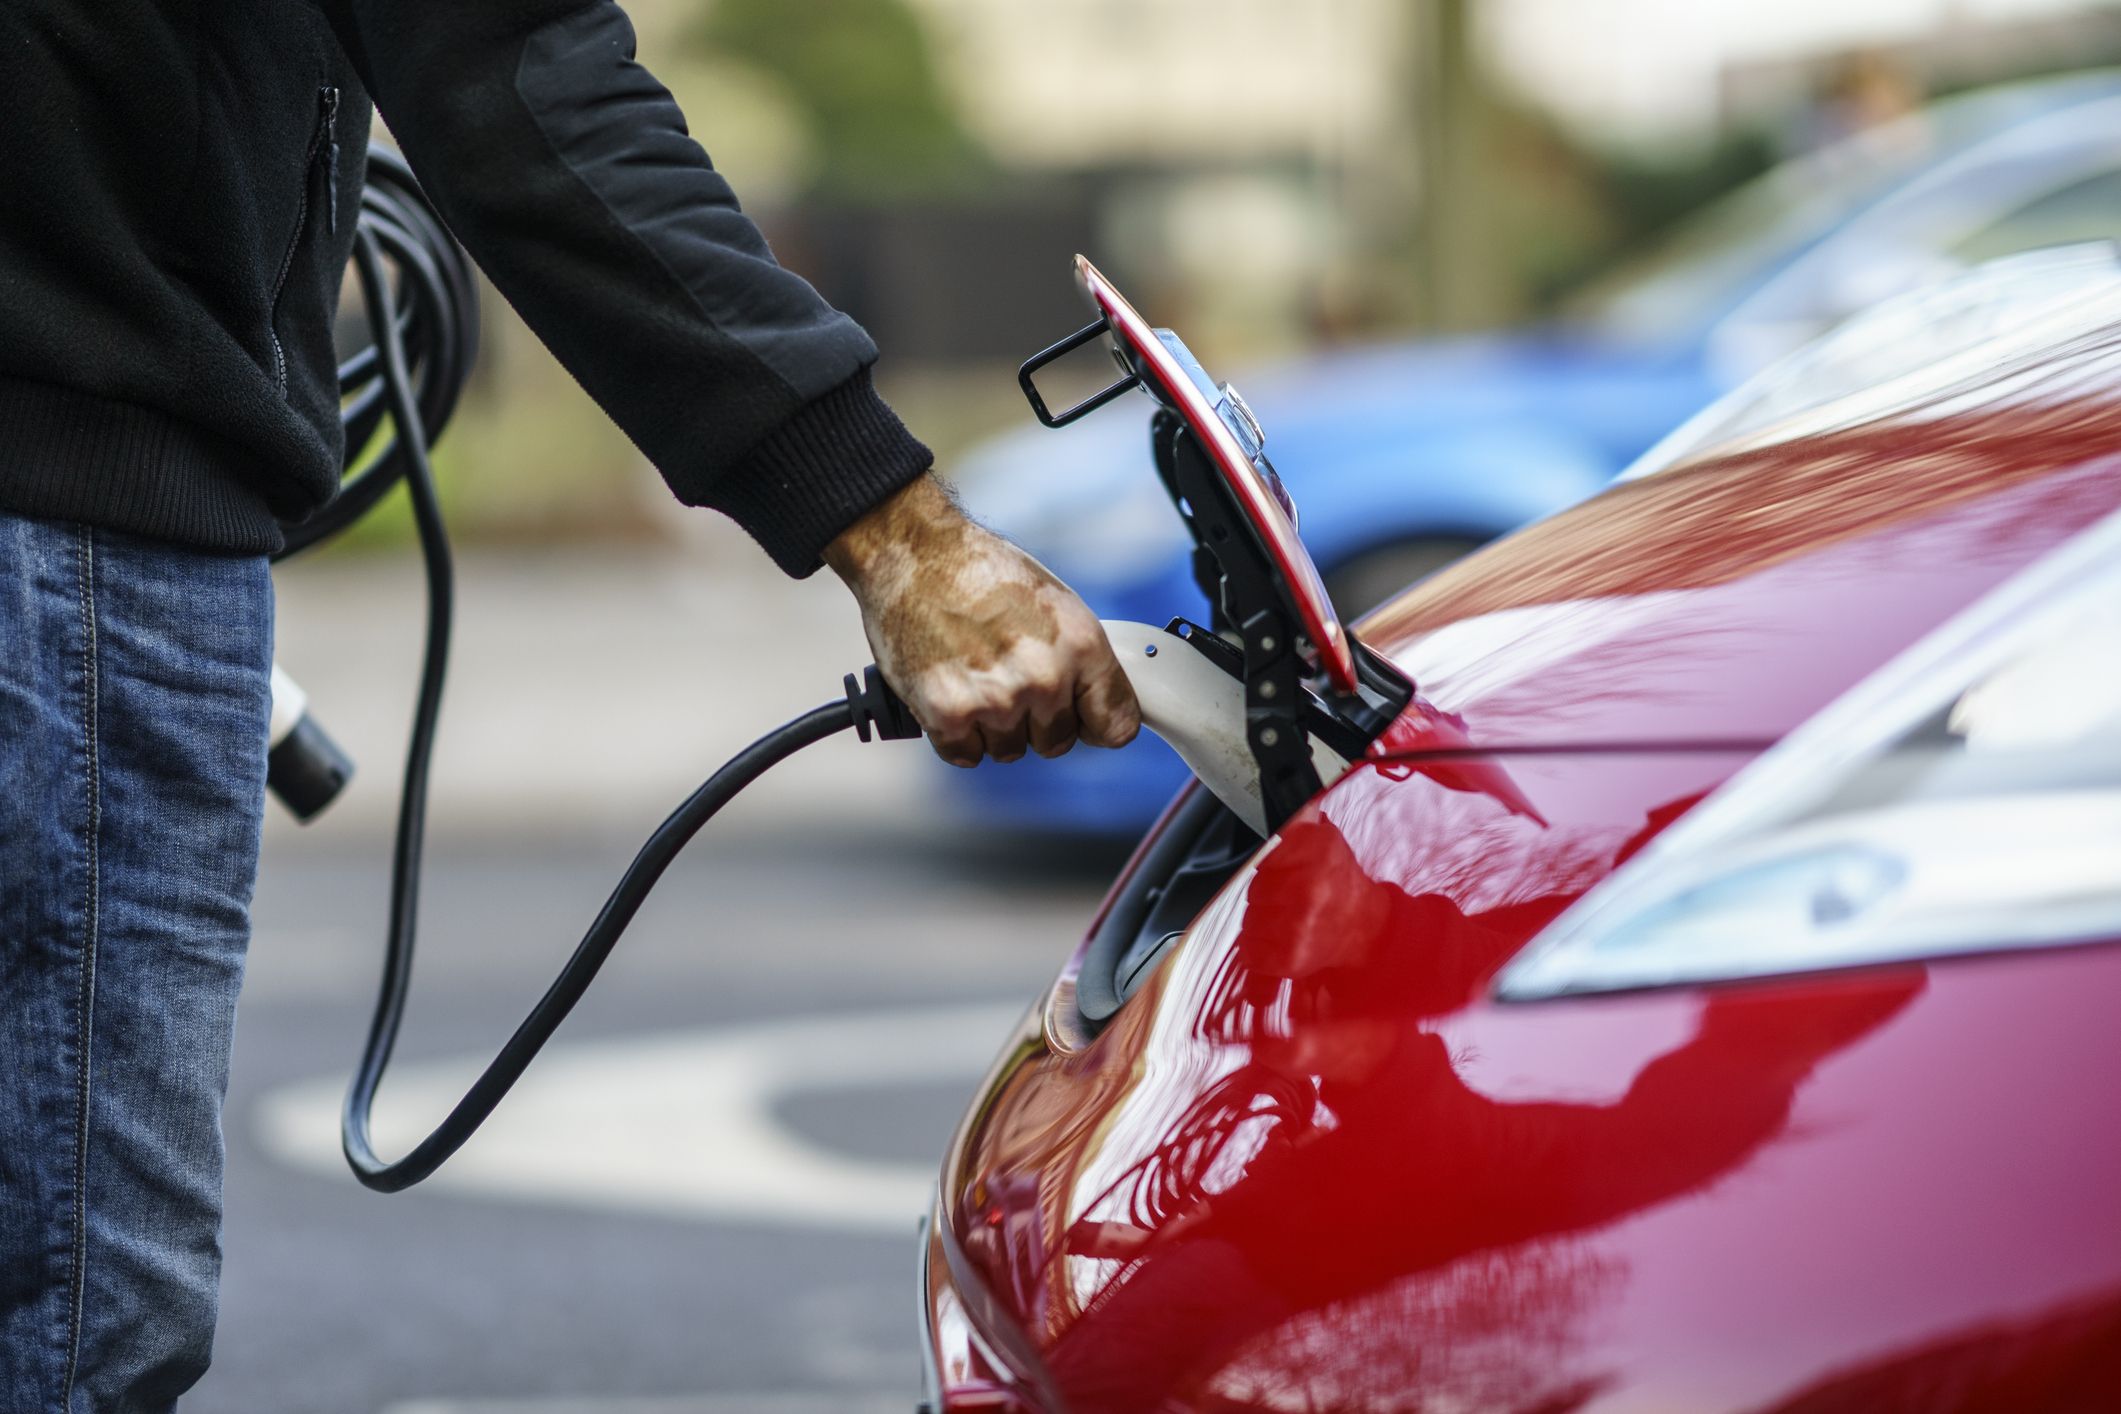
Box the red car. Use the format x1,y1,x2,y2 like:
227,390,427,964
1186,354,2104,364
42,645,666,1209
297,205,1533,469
919,247,2121,1412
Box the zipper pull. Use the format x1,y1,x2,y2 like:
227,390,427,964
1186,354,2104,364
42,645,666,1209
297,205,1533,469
320,86,341,236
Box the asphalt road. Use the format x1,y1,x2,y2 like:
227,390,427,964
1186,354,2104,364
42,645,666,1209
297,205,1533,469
190,823,1114,1414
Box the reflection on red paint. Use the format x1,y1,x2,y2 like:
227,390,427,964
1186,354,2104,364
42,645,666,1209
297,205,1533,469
1032,806,1920,1412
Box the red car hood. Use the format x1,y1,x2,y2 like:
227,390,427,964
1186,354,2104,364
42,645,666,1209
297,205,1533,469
1359,398,2121,755
930,399,2121,1412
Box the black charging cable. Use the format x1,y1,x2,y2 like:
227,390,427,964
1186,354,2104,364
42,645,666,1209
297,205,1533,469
328,158,923,1193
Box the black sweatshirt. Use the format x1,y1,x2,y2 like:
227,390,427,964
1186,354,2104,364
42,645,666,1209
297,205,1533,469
0,1,931,573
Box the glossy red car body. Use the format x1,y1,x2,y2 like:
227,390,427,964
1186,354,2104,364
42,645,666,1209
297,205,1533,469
923,289,2121,1409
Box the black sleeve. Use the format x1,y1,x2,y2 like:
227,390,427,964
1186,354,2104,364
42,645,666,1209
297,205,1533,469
319,0,931,576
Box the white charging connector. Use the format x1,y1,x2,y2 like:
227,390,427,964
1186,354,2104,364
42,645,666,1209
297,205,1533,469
1102,620,1353,836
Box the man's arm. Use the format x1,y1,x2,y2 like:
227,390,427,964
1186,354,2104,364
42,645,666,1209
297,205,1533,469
320,0,1138,760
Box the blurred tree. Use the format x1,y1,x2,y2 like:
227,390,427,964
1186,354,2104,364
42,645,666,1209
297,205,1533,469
1586,132,1777,259
1396,0,1615,331
683,0,986,197
1399,0,1785,325
1483,118,1781,317
1413,0,1503,332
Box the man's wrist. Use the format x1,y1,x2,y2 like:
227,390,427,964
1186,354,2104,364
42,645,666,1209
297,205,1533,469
823,472,969,591
701,368,934,579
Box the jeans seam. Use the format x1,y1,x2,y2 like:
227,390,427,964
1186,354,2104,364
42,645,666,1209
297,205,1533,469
61,525,100,1410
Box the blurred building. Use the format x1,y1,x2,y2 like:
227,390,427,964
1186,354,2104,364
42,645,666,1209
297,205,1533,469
908,0,1402,170
804,0,1416,359
795,0,2121,356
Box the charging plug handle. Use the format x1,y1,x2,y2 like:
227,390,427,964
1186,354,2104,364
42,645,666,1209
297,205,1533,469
845,664,924,742
269,716,355,822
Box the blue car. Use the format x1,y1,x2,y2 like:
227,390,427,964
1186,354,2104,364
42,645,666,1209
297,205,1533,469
950,70,2121,835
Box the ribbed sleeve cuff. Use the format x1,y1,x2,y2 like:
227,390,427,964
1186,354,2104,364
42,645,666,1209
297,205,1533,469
0,375,285,554
700,368,933,577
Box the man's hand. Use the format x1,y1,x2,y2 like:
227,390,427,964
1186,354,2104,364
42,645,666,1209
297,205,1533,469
824,475,1142,767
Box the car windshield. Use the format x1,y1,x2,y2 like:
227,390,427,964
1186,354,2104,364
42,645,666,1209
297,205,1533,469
1563,82,2085,344
1617,243,2121,481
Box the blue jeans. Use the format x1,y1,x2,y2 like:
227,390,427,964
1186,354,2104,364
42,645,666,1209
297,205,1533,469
0,513,271,1412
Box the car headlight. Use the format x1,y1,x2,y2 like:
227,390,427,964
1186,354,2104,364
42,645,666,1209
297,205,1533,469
1497,506,2121,1000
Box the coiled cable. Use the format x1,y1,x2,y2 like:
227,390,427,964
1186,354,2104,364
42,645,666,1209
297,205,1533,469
276,145,481,561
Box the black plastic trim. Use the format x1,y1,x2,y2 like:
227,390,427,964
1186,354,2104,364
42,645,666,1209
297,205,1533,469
1077,789,1254,1024
1018,317,1140,428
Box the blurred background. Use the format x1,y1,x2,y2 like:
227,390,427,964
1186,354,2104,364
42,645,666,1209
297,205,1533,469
216,2,2121,1409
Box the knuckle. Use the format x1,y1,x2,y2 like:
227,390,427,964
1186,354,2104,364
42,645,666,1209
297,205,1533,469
973,694,1024,728
924,687,977,729
1022,666,1071,708
1061,617,1106,659
1080,693,1142,748
1002,646,1063,692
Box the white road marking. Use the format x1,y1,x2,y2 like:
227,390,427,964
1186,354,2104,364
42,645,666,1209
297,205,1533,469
253,1001,1026,1233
